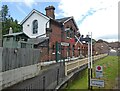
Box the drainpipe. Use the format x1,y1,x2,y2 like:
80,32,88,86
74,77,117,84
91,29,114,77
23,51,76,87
46,19,50,61
0,23,2,47
61,23,65,65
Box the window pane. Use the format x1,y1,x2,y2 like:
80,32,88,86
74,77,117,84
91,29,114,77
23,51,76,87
33,20,38,34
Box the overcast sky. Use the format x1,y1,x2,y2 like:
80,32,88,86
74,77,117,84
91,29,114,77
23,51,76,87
1,0,119,42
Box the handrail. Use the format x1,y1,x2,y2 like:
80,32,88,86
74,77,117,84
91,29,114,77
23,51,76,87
65,54,108,76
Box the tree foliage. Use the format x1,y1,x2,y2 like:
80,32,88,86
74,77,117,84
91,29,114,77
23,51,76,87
1,5,22,35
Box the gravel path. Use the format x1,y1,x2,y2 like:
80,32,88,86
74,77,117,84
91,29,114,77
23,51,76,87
113,77,120,89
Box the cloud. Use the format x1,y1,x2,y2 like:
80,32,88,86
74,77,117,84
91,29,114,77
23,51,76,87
16,5,27,16
2,0,36,8
58,0,119,42
98,34,118,39
23,0,35,8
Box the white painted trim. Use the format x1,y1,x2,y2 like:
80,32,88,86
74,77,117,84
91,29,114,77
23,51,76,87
20,9,50,25
65,28,70,31
63,16,79,30
63,17,72,25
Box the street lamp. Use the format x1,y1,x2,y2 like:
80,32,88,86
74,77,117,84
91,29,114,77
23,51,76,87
80,32,92,90
87,32,93,90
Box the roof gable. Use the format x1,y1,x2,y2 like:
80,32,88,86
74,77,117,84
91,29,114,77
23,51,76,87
56,16,79,30
20,9,50,25
56,17,71,23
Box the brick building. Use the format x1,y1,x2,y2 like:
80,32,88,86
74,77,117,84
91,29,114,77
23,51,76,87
41,6,88,61
3,5,88,62
94,42,109,54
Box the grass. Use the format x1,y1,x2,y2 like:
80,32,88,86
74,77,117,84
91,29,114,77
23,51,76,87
65,56,118,89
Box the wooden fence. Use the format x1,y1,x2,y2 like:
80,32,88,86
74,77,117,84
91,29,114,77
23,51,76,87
0,47,41,72
65,54,108,76
0,47,41,90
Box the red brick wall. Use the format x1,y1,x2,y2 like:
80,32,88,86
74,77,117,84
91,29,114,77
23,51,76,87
62,19,77,58
49,20,62,61
62,19,88,58
45,6,55,19
40,18,88,62
40,47,49,62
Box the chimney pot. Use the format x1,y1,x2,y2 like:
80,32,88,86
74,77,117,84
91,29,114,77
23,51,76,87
45,5,55,19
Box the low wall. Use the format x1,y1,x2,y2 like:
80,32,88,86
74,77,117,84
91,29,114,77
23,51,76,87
0,47,41,90
1,48,40,72
3,63,65,90
0,63,41,90
1,53,108,90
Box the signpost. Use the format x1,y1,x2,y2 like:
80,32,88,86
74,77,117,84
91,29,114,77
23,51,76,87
78,32,105,89
90,65,104,89
96,65,103,78
74,35,83,45
61,42,69,46
78,33,91,90
88,41,91,90
90,79,104,87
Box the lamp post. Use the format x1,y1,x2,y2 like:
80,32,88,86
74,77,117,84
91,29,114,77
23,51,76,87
0,23,2,47
90,32,93,90
79,32,92,90
87,32,93,90
88,41,91,90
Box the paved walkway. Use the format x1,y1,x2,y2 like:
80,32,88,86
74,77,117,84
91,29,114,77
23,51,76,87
113,77,120,89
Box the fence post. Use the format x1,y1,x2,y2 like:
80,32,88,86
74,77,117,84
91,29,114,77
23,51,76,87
65,62,67,76
78,60,79,69
55,41,58,62
43,76,45,90
57,69,59,85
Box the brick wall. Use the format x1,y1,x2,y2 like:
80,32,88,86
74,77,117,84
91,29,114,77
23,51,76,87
39,18,88,62
49,20,62,61
40,47,49,62
62,19,88,58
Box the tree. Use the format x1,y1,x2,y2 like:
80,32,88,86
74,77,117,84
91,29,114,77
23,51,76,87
1,5,9,22
1,5,22,35
92,39,96,44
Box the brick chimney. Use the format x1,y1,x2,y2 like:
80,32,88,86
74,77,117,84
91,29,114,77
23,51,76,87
45,6,55,19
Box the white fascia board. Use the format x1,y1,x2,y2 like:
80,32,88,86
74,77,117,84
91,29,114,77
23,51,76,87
35,10,50,20
63,16,79,30
63,17,72,25
65,28,70,31
20,9,50,25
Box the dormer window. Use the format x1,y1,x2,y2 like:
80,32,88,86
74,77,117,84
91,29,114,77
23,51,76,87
32,20,38,34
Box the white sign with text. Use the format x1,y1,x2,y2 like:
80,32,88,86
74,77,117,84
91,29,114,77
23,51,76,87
96,65,103,78
90,79,104,87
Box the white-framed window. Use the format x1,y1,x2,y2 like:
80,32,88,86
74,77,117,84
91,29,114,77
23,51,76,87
32,20,38,34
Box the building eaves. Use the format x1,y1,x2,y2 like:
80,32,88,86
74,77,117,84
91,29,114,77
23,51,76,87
56,16,79,30
50,18,62,26
3,32,24,37
27,37,49,45
56,17,71,23
3,32,30,38
20,9,50,25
